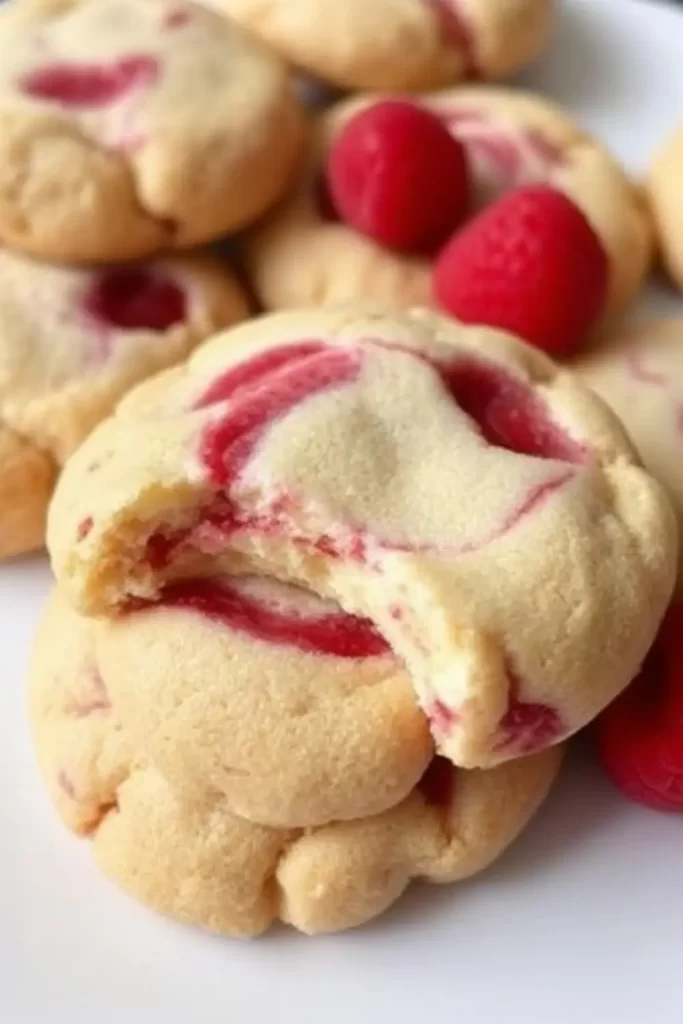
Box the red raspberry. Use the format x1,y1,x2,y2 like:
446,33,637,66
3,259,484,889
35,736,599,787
433,184,609,358
595,603,683,812
326,99,470,253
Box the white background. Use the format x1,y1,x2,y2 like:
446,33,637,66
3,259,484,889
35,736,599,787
3,2,683,1021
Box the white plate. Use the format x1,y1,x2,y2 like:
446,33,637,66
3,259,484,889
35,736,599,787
3,2,683,1021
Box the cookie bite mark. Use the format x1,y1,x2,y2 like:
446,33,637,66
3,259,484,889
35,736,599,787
493,673,563,755
423,0,478,78
130,576,390,659
82,269,187,334
418,755,456,808
19,55,160,109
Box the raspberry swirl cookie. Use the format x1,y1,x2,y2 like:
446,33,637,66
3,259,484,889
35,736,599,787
247,88,652,319
577,318,683,585
48,307,676,767
0,247,248,559
0,0,305,262
30,588,562,936
204,0,553,92
648,128,683,290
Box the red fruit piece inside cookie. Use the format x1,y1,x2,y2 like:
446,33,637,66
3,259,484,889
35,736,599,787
327,100,471,252
596,603,683,812
83,269,186,332
433,184,609,358
20,55,159,108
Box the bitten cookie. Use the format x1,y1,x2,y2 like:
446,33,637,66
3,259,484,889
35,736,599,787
0,0,305,262
203,0,553,92
0,246,248,558
29,588,563,936
648,126,683,290
247,88,652,318
48,306,677,767
577,318,683,585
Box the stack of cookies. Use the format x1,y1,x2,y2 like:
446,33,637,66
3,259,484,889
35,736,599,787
32,306,676,934
12,0,683,939
0,0,306,558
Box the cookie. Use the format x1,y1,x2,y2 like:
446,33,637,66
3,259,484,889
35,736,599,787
247,88,652,319
48,306,676,768
648,127,683,290
29,588,563,936
576,318,683,586
0,246,249,559
97,575,432,827
0,0,305,262
204,0,553,92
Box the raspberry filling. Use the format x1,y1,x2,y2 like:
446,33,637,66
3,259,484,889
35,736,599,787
440,357,584,463
423,0,478,78
82,269,186,332
494,693,564,755
442,109,563,186
19,55,159,108
196,343,363,487
137,576,390,659
418,755,456,808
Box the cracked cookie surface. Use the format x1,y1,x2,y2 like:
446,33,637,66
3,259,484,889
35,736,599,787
47,306,677,767
0,245,249,558
0,0,305,261
29,588,562,935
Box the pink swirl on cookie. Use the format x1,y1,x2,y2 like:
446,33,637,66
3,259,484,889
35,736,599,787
423,0,478,78
152,576,389,659
441,108,563,202
19,55,159,108
196,343,365,487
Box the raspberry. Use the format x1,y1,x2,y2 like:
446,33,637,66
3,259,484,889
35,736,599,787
326,100,470,253
433,184,609,358
595,603,683,812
